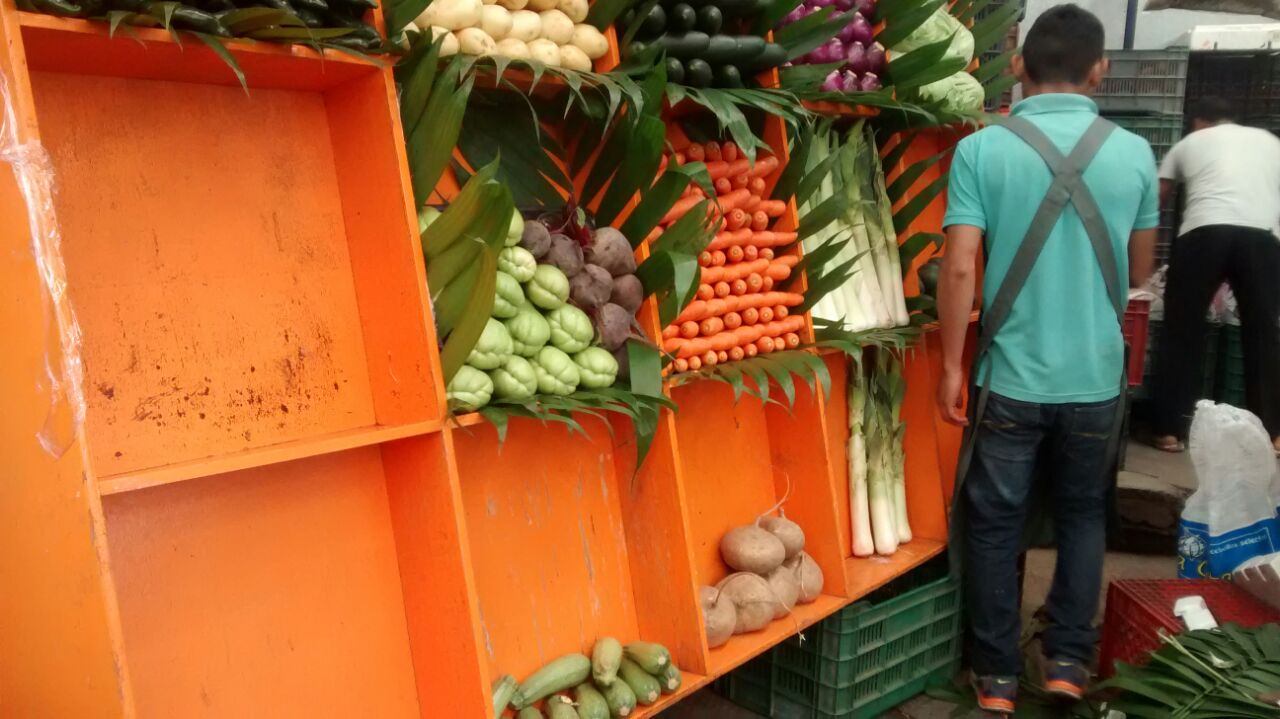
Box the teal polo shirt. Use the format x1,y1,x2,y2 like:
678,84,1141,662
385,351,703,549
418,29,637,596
943,94,1160,404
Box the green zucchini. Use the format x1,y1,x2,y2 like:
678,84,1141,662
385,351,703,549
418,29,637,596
665,57,686,84
601,679,637,717
545,694,578,719
574,683,611,719
618,658,661,706
639,3,666,36
514,654,592,709
685,58,713,87
669,2,696,32
715,64,744,88
745,42,786,70
702,34,767,65
626,40,649,58
649,31,710,58
592,637,623,687
622,642,670,674
493,674,519,715
657,663,682,694
695,4,722,34
516,708,544,719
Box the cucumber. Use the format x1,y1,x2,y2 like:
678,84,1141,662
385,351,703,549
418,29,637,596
640,3,666,36
545,695,578,719
745,42,786,70
649,31,710,58
702,34,766,65
574,683,611,719
715,64,744,88
592,637,623,687
601,679,637,717
514,654,592,709
493,674,518,715
665,57,686,84
618,658,661,706
657,663,683,694
622,642,670,675
516,708,544,719
695,4,722,34
669,2,697,32
685,58,713,87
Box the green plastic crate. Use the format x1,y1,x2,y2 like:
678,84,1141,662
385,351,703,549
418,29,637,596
768,573,962,719
1136,320,1217,401
715,652,775,716
1102,113,1183,161
1217,325,1246,407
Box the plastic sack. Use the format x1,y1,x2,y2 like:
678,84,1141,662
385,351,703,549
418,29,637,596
1178,401,1280,578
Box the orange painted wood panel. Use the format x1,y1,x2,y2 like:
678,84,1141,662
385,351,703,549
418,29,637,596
102,447,420,718
706,594,846,675
822,353,853,558
900,345,949,542
452,419,643,681
32,72,379,475
383,432,494,719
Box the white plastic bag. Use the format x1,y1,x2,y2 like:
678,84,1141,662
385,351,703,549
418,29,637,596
1178,401,1280,578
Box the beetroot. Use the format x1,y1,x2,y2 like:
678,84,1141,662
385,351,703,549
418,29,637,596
585,227,636,277
570,264,612,310
545,234,584,277
610,274,644,314
521,220,552,259
594,303,631,351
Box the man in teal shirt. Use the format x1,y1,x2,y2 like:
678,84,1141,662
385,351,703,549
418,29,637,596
936,5,1157,713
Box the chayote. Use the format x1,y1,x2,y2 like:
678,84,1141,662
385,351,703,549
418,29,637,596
489,355,538,401
493,271,525,319
525,264,570,310
532,346,580,396
574,346,619,389
505,209,524,247
498,246,537,283
546,304,594,354
466,317,514,371
504,304,551,357
447,365,493,411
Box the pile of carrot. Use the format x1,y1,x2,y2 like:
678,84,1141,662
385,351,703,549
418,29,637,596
647,139,807,374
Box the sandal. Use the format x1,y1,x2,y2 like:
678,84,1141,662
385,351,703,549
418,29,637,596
1154,436,1186,453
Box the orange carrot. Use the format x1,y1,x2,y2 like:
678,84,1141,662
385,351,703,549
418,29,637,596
776,254,799,268
749,176,766,196
751,210,769,232
688,355,703,371
674,358,689,373
757,336,775,353
703,350,719,367
697,283,714,301
711,250,726,266
763,276,774,291
765,263,791,281
727,245,744,263
729,346,745,362
743,245,759,262
760,306,775,323
705,141,722,161
732,172,749,190
680,320,699,339
677,301,708,323
746,273,764,293
758,199,787,218
717,189,752,214
742,307,759,324
744,342,758,358
750,155,779,178
686,144,705,162
723,142,739,162
710,334,737,352
775,305,789,319
713,281,730,298
743,194,762,213
663,325,679,340
784,332,801,349
675,152,686,165
705,228,752,251
705,160,731,180
717,350,729,363
706,298,730,317
699,317,724,337
680,338,712,359
699,251,713,267
723,312,742,330
760,248,775,260
699,258,770,285
662,194,705,225
663,337,684,354
731,279,748,295
726,208,748,231
714,177,732,195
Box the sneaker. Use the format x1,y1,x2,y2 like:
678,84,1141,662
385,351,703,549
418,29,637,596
972,675,1017,715
1044,658,1090,700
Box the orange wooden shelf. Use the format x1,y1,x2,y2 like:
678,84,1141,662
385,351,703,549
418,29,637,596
801,98,882,117
845,538,948,598
706,594,848,676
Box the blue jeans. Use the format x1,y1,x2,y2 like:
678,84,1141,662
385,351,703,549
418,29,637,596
963,392,1120,677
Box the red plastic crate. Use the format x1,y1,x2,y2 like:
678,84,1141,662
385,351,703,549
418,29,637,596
1098,579,1280,677
1122,299,1151,386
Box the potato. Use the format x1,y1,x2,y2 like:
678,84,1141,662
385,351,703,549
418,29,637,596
415,0,482,31
570,23,609,60
716,573,774,634
496,0,527,9
495,37,530,59
586,227,636,277
456,27,496,55
700,586,737,649
480,5,512,40
765,565,800,619
545,233,584,277
784,552,824,604
528,38,561,66
594,303,631,352
758,515,805,560
558,44,592,72
507,9,541,40
570,264,612,310
424,26,461,56
520,220,552,258
557,0,588,22
720,525,786,575
525,0,556,10
609,274,643,314
538,9,574,44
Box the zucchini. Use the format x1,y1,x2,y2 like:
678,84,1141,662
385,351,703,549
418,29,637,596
685,58,713,87
622,642,670,674
702,34,766,65
545,695,578,719
665,57,686,84
649,31,710,59
639,3,666,36
618,658,661,706
516,708,544,719
592,637,623,687
669,2,696,32
715,64,744,88
745,42,786,70
626,40,649,58
601,679,637,717
657,663,682,694
493,674,519,715
514,654,592,709
574,683,611,719
695,4,722,34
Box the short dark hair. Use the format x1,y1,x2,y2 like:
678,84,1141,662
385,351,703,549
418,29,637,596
1021,4,1106,85
1191,96,1236,123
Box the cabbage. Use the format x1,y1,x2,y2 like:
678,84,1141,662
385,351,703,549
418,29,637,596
546,304,594,354
466,317,514,370
893,8,973,65
916,71,985,115
447,365,493,411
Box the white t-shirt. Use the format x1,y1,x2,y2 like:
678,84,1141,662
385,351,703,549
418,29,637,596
1159,123,1280,238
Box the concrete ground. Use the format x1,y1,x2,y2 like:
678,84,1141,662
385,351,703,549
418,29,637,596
658,442,1195,718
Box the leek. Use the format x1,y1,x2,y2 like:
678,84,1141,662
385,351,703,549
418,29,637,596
847,359,875,557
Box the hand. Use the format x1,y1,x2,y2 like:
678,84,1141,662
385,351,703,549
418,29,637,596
937,366,969,426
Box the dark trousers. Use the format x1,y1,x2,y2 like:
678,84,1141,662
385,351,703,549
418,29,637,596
964,393,1119,677
1155,224,1280,439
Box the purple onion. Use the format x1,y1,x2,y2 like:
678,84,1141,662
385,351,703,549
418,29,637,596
820,70,842,92
833,0,855,10
859,72,882,92
866,42,886,74
809,0,836,8
809,38,843,64
840,70,860,93
781,5,805,24
844,41,868,73
847,12,873,45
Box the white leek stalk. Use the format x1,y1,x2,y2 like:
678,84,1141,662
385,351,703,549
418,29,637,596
847,361,875,557
863,368,899,556
866,127,911,327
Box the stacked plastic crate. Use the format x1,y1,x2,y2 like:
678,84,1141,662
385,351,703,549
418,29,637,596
1185,50,1280,136
976,0,1025,112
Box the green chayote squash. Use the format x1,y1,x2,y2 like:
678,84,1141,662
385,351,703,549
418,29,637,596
547,304,594,354
447,365,493,411
499,246,537,283
504,305,551,357
532,346,580,396
506,209,524,247
466,317,514,370
493,271,525,319
490,355,538,400
574,347,619,389
526,264,570,310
